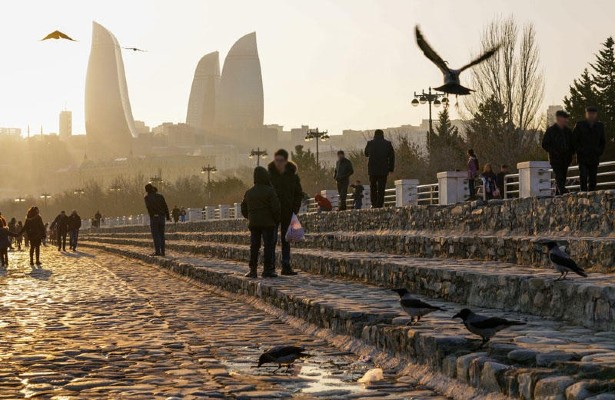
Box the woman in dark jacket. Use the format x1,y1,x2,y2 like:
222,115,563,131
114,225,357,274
20,207,46,266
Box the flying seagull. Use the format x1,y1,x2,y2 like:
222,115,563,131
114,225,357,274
542,241,587,281
391,288,443,325
257,346,312,373
453,308,526,346
414,26,500,95
123,47,147,52
41,30,76,41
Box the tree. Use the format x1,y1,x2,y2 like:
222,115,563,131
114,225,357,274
291,145,329,196
429,106,467,173
563,69,597,124
466,17,544,132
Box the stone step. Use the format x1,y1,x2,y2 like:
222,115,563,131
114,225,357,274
89,230,615,273
83,235,615,332
81,240,615,399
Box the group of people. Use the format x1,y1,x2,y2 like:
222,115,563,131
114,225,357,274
0,207,46,267
467,150,510,200
171,206,187,223
49,210,82,252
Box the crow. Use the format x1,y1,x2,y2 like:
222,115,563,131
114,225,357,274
257,346,312,373
453,308,525,346
542,241,587,281
123,47,147,52
391,288,443,325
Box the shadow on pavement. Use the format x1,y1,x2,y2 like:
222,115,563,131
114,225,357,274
29,267,52,280
62,251,95,259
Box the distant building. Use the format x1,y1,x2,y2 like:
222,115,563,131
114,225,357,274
59,110,72,139
85,21,137,159
186,51,220,137
546,105,564,126
134,120,151,136
0,128,21,137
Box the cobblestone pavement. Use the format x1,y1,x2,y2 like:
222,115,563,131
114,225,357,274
0,247,447,399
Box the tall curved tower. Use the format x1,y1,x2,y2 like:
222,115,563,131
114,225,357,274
186,51,220,135
85,21,137,159
217,32,264,145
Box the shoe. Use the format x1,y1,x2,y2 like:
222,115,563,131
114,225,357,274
245,269,258,278
280,265,298,276
151,253,161,257
262,271,278,278
36,261,41,266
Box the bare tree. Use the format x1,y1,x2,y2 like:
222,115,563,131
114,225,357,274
465,17,544,131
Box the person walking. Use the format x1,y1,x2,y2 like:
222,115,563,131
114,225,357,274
7,218,17,250
172,206,181,223
268,149,303,276
241,166,281,278
573,106,606,191
333,150,354,211
350,180,365,210
50,211,69,251
364,129,395,208
19,207,45,266
144,184,170,256
542,110,575,195
0,226,18,267
68,210,82,251
467,149,479,200
15,221,23,251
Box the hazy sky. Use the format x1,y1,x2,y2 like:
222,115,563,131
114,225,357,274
0,0,614,136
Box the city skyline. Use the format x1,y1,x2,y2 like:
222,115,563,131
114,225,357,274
0,0,614,136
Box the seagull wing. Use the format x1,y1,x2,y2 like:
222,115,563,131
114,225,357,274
549,251,587,277
400,298,441,310
415,26,449,74
457,45,500,73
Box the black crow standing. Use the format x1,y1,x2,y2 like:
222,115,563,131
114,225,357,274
257,346,312,373
542,241,587,281
391,288,443,325
453,308,526,346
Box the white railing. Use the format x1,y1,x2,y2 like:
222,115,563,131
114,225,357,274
417,183,439,205
503,173,520,199
548,161,615,194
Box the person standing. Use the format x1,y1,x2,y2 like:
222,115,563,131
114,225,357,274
7,218,17,250
542,110,575,195
19,207,45,266
94,210,102,228
573,106,606,191
333,150,354,211
0,227,18,267
15,221,23,251
467,149,479,200
241,166,281,278
350,180,365,210
481,163,498,200
144,184,170,256
172,206,181,223
496,165,510,198
68,210,82,251
364,129,395,208
50,211,69,251
268,149,303,276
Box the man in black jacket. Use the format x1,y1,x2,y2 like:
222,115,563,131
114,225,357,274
144,184,171,256
67,210,82,251
50,211,69,251
573,106,606,191
333,150,354,211
542,110,575,195
268,149,303,276
364,129,395,208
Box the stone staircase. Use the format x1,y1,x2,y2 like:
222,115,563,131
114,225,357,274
81,193,615,399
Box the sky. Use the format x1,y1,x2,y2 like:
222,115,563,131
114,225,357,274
0,0,614,136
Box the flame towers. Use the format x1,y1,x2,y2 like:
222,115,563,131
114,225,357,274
85,21,137,159
186,52,220,135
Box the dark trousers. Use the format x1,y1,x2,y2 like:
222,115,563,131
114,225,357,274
149,215,166,255
249,227,275,273
579,162,599,191
272,221,291,269
353,197,363,210
57,230,67,250
337,179,349,210
29,240,41,264
551,164,569,195
369,175,387,208
69,229,79,250
0,248,8,265
468,178,476,198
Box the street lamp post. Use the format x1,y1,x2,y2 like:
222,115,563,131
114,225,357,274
73,188,85,196
304,128,329,165
249,148,268,167
201,164,217,200
40,193,52,209
14,196,26,204
411,87,447,149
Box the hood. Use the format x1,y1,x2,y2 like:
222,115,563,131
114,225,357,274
253,166,271,185
268,160,298,176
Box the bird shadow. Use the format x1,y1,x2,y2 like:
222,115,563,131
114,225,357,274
29,267,52,280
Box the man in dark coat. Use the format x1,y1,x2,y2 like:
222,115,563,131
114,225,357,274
364,129,395,208
241,166,281,278
573,106,606,191
268,149,303,276
333,150,354,211
67,210,82,251
542,110,575,195
144,184,171,256
50,211,69,251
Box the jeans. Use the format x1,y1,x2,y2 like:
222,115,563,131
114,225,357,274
69,229,79,250
249,227,275,272
551,164,569,195
337,179,349,211
353,197,363,210
149,215,166,255
272,221,291,269
579,162,599,191
57,230,67,251
369,175,387,208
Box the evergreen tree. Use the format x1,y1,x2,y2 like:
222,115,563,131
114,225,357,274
428,106,466,172
291,145,329,195
563,69,597,124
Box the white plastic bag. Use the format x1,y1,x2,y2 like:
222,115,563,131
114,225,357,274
285,213,305,242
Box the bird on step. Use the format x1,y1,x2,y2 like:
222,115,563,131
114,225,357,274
453,308,526,346
414,26,500,95
257,346,312,373
542,241,587,281
391,288,443,325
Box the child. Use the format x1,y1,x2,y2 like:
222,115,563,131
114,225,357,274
0,226,18,267
350,180,364,209
315,194,333,212
241,166,281,278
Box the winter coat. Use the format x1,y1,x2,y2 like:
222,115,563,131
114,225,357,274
51,213,70,233
68,214,82,231
467,156,479,179
144,192,170,219
573,120,606,164
315,195,333,212
351,184,364,199
0,228,17,249
241,167,281,229
20,215,46,243
481,171,498,195
365,135,395,176
542,124,574,167
172,207,180,220
267,161,303,225
334,158,354,182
